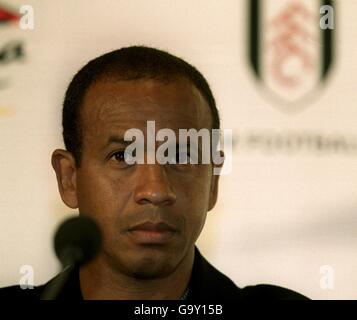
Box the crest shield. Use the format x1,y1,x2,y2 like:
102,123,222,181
248,0,334,112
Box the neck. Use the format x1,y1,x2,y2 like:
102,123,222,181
79,248,195,300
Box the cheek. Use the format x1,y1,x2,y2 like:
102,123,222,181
182,198,208,245
76,168,129,221
180,167,212,206
76,170,134,250
176,168,212,233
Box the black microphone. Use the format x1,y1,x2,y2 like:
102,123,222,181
41,215,102,300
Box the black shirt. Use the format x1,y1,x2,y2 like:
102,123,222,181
0,247,308,300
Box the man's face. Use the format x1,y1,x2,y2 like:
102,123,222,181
64,77,220,279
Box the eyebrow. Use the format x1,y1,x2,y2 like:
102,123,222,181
104,136,205,151
105,136,134,147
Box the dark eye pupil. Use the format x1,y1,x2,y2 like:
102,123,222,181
114,151,125,161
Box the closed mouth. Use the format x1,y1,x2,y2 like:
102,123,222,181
127,221,178,244
128,221,177,232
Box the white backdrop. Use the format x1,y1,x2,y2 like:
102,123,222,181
1,0,356,299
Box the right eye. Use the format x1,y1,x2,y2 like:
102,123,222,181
110,149,136,165
112,150,126,162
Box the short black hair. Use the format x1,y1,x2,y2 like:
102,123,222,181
62,45,220,165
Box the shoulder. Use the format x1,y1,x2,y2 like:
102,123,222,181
188,247,242,300
0,284,45,300
0,266,81,300
240,284,309,300
189,247,308,300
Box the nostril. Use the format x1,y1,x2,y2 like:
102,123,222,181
134,188,176,206
133,164,176,206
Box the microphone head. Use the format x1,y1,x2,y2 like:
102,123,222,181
54,215,102,267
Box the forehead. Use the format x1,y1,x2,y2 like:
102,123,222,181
80,77,212,141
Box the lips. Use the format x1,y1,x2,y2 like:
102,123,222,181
129,222,176,232
128,222,177,244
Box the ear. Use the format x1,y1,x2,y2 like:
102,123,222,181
51,149,78,209
208,150,225,211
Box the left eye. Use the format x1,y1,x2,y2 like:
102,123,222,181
111,150,136,165
112,150,126,162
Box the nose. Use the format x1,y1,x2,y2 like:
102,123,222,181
134,164,177,207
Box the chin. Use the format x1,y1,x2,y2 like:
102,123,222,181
103,246,179,279
129,253,177,280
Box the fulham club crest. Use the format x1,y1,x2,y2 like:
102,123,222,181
248,0,335,112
